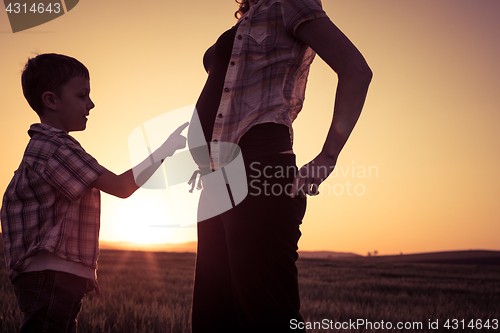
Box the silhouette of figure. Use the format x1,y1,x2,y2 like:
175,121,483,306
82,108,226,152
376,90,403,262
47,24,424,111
189,1,372,331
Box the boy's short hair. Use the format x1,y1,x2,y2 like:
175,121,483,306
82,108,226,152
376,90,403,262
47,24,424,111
21,53,90,115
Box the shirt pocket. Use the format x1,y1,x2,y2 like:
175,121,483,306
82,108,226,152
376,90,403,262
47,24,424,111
244,27,272,61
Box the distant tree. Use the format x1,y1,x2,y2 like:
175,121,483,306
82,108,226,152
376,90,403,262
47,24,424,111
367,252,372,257
374,250,378,256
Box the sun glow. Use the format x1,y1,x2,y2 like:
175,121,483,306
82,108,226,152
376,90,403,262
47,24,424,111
101,189,197,245
1,0,500,255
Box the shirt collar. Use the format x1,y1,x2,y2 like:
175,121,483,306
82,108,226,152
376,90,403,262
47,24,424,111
28,123,68,139
237,0,265,23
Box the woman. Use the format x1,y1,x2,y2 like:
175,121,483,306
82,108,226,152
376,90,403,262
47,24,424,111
189,0,372,331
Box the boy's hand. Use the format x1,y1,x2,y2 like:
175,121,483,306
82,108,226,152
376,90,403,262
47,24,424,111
161,122,189,158
86,278,101,296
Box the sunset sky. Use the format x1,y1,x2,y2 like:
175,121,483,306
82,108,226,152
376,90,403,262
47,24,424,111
1,0,499,256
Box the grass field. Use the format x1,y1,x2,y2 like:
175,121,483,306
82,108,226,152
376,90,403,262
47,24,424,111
1,242,499,332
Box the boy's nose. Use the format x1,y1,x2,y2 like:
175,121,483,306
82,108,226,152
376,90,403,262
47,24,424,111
88,98,95,110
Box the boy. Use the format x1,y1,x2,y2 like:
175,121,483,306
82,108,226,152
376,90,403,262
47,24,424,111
0,53,187,332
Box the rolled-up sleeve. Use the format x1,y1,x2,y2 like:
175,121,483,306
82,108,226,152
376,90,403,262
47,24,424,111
282,0,328,36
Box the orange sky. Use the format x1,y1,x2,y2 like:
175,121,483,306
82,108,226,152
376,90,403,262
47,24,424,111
1,0,499,255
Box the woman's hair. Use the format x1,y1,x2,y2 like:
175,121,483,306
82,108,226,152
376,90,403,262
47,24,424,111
235,0,250,19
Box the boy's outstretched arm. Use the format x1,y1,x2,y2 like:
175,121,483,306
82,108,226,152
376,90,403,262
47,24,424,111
91,122,188,198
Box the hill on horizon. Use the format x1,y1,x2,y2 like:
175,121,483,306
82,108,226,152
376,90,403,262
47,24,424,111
1,234,499,265
97,239,500,265
359,250,500,266
99,240,197,253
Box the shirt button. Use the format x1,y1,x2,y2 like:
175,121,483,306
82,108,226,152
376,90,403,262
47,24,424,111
213,140,219,143
237,35,242,40
230,61,235,66
218,113,223,118
224,87,230,92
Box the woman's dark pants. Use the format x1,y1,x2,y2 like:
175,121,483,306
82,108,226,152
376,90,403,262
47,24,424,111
192,153,307,333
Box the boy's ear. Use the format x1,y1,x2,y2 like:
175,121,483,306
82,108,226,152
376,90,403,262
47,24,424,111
41,91,58,111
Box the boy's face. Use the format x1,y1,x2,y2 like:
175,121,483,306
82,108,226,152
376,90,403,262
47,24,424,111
54,76,94,133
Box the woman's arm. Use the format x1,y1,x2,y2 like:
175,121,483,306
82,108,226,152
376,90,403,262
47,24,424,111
291,17,372,198
90,122,188,198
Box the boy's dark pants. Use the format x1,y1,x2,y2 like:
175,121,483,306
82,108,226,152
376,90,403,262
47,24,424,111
13,270,88,333
192,153,307,333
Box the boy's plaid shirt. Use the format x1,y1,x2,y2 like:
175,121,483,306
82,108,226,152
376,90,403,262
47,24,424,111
1,123,106,282
209,0,327,170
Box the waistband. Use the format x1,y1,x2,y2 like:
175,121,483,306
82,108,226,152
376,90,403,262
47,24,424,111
238,123,292,161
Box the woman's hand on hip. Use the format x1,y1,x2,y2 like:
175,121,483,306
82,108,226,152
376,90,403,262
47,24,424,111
290,152,337,198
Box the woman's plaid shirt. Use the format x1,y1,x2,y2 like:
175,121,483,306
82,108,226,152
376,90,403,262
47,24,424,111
1,123,106,282
209,0,327,170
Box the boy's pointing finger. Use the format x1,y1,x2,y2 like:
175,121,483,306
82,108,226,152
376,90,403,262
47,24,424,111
173,122,189,134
